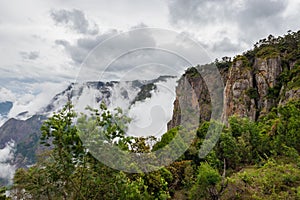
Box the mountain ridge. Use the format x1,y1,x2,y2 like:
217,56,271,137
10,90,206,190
0,75,178,182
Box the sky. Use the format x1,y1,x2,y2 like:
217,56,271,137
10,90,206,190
0,0,300,114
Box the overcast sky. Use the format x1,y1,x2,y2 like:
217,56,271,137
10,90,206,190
0,0,300,105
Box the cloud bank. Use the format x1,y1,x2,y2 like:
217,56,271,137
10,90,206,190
168,0,300,56
0,141,16,184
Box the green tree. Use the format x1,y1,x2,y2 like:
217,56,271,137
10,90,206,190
11,102,131,199
189,163,224,200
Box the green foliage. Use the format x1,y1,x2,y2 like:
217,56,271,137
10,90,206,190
11,102,174,200
287,64,300,90
8,98,300,199
40,102,83,159
116,172,152,200
256,46,280,59
267,85,282,99
189,163,222,200
215,56,232,69
224,160,300,199
196,121,210,138
77,102,131,145
233,55,250,67
141,169,171,199
257,100,300,156
184,67,200,78
252,31,300,62
245,87,258,99
152,127,179,151
219,131,240,169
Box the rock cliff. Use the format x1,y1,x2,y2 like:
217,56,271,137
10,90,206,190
168,31,300,128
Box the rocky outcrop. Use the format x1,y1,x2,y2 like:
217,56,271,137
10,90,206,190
222,56,284,122
254,57,282,115
168,55,298,129
223,59,256,122
280,88,300,104
168,64,228,129
167,67,211,130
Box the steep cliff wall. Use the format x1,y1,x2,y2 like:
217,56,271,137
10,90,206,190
167,64,228,129
167,67,210,130
223,56,284,122
168,33,300,129
223,57,256,122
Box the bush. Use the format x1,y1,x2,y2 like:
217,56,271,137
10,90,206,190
256,46,280,59
246,88,258,99
189,163,222,200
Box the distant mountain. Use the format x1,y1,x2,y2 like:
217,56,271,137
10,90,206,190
41,75,176,116
0,115,45,164
0,75,178,185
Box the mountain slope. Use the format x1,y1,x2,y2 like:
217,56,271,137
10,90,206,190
0,115,45,167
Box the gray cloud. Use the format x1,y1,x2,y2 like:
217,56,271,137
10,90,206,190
50,9,99,35
55,27,211,81
236,0,288,41
55,29,119,64
55,28,159,65
55,39,86,64
168,0,231,25
238,0,287,21
20,51,40,60
168,0,292,55
212,37,242,52
168,0,288,27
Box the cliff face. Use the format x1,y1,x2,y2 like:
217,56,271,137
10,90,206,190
223,56,283,122
167,64,228,129
254,57,282,115
223,59,256,122
168,53,299,129
167,67,211,130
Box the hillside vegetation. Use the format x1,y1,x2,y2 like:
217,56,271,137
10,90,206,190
1,30,300,199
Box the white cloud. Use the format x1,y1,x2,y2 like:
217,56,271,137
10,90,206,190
0,87,16,102
8,81,70,118
0,141,16,184
127,78,177,137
